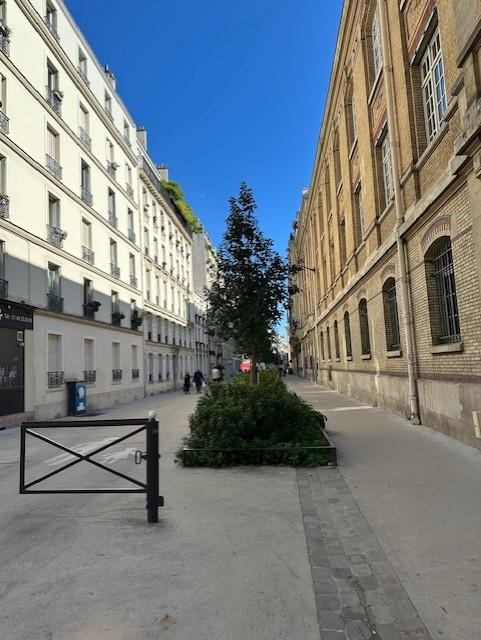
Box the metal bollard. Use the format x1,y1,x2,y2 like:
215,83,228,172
146,410,160,523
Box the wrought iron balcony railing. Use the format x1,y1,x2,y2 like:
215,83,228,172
0,33,10,57
0,194,9,219
128,228,136,243
47,293,64,313
82,246,94,265
0,278,8,299
46,154,62,180
130,274,138,288
84,370,96,384
112,369,122,381
77,65,89,85
108,212,118,228
47,371,64,388
47,225,66,248
81,185,93,205
79,126,91,149
111,263,120,278
0,110,9,134
44,18,60,40
132,368,140,379
45,86,62,116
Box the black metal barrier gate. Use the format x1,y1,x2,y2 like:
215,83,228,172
19,412,163,523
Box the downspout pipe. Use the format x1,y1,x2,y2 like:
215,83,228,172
378,0,421,424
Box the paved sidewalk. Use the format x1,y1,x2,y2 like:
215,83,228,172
288,377,481,640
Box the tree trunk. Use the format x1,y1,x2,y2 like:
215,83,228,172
250,354,258,384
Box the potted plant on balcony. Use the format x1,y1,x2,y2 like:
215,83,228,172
131,309,143,329
112,311,125,322
110,161,120,171
86,300,101,312
53,88,64,101
0,24,11,38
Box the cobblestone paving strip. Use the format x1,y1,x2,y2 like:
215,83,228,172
297,467,433,640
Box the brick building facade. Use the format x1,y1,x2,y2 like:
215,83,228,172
289,0,481,449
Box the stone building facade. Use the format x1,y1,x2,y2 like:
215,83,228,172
289,0,481,449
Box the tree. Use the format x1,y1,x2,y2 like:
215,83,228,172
206,183,290,383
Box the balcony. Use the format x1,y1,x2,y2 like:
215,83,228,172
108,211,118,228
0,278,8,299
111,263,120,278
44,17,60,40
112,369,122,382
45,86,62,116
47,371,64,388
128,228,136,243
47,225,66,248
47,293,64,313
111,311,123,326
126,183,134,199
0,110,9,134
82,246,94,265
77,65,89,85
84,370,96,384
130,274,138,288
79,126,91,149
81,185,93,205
46,154,62,180
0,194,9,219
0,32,10,57
132,368,140,380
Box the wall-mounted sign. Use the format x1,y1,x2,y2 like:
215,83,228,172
0,302,34,330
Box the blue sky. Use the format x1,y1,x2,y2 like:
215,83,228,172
65,0,343,256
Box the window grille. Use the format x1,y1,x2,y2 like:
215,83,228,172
383,278,400,351
427,239,460,344
344,311,352,358
359,299,371,355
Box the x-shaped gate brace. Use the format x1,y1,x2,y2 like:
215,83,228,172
19,414,163,523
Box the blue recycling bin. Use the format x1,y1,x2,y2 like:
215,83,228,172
66,380,87,416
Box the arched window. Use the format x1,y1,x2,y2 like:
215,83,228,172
359,298,371,356
320,330,325,361
382,278,401,351
425,237,461,344
334,320,340,359
326,326,332,360
344,311,352,358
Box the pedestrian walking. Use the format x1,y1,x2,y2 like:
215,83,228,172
193,369,204,393
183,372,191,394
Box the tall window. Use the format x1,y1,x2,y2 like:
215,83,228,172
82,218,93,264
326,326,332,360
334,320,340,359
0,73,7,129
0,0,6,26
424,237,461,345
359,299,371,356
146,269,151,300
129,253,136,287
105,92,112,119
333,129,342,189
83,338,94,376
78,48,88,83
354,183,365,246
421,29,447,143
80,160,92,204
339,217,346,266
46,126,61,178
344,311,352,358
123,120,130,144
47,263,60,297
108,188,117,226
112,342,121,380
381,133,394,207
48,194,60,228
47,334,62,386
0,239,6,295
110,240,119,277
83,278,93,307
45,1,58,36
132,344,139,378
383,278,401,351
346,80,357,149
320,331,325,361
0,155,6,213
127,208,134,241
144,227,149,255
372,10,382,77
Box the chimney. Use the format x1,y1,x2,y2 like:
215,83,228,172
157,164,169,181
137,126,147,150
103,64,116,90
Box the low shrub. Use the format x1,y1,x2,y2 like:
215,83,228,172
176,375,332,467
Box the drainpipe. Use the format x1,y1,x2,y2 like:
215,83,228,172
377,0,420,424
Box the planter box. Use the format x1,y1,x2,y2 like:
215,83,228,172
178,432,337,467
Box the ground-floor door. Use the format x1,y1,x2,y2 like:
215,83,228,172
0,328,25,416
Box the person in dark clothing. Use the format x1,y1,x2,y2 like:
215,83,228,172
183,373,191,394
193,369,204,393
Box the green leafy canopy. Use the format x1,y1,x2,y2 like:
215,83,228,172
161,179,203,234
206,183,290,373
